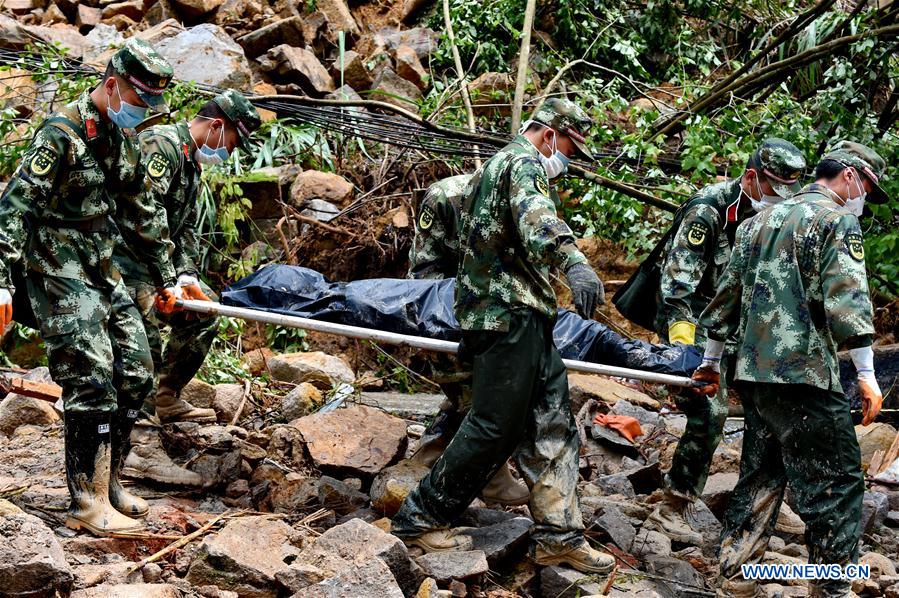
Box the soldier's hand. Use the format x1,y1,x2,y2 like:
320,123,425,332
177,274,211,302
0,288,12,332
155,287,179,314
690,364,720,397
860,376,883,426
566,262,601,319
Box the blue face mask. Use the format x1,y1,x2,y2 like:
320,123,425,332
107,81,147,130
193,120,230,165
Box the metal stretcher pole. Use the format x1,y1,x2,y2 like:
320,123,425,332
176,300,698,387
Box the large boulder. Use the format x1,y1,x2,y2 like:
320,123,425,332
333,50,373,91
172,0,226,18
268,351,355,388
260,45,334,96
292,405,408,477
316,0,359,39
0,499,74,596
82,24,125,64
369,458,430,516
370,67,422,113
181,378,217,409
154,24,252,89
186,516,303,598
295,557,403,597
381,27,438,62
394,45,428,90
289,171,355,208
0,367,61,436
236,16,305,58
469,72,512,115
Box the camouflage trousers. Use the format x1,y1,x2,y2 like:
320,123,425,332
392,310,584,552
719,382,863,597
665,354,733,497
27,273,153,415
127,278,218,407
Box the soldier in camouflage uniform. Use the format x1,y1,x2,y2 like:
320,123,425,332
644,139,807,545
392,98,614,573
0,40,174,536
116,90,262,486
407,173,530,506
694,141,887,597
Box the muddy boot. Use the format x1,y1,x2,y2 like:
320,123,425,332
109,408,149,518
533,540,615,574
480,462,529,506
774,502,806,535
64,411,144,536
154,384,216,424
410,434,448,468
403,527,475,553
121,421,205,487
645,490,703,545
719,578,762,598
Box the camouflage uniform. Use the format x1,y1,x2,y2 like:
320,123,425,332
700,172,878,595
0,39,174,535
393,99,593,554
408,174,471,280
657,139,805,499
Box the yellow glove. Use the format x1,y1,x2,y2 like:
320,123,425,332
668,321,696,345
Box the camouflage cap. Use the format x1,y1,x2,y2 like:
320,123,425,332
748,138,807,199
530,98,594,160
212,89,262,149
110,38,173,113
823,140,889,204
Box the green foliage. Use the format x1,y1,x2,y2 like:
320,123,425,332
265,325,308,353
196,316,250,385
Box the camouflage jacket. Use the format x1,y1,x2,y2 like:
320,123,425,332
408,174,471,280
655,178,753,340
455,135,587,331
0,92,146,289
115,122,201,285
699,184,874,392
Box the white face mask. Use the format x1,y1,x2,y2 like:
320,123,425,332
843,169,866,217
520,120,570,179
748,174,783,213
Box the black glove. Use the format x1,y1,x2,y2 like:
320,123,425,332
565,262,603,319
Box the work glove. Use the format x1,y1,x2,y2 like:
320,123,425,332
850,346,883,426
0,288,12,332
154,286,179,315
566,262,603,319
691,338,723,396
176,274,211,302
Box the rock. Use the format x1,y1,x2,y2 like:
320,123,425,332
0,367,61,436
0,14,32,49
780,543,808,559
395,45,428,90
280,383,323,421
462,516,532,565
415,551,488,584
300,518,421,595
186,516,302,598
293,405,407,477
856,423,898,471
370,67,422,113
700,472,738,520
296,557,404,597
269,352,354,388
767,535,786,552
71,585,182,598
401,0,432,23
0,499,74,596
0,67,36,116
326,85,362,102
594,473,635,498
42,4,67,25
469,72,513,114
237,16,304,57
274,562,328,593
334,50,373,91
100,0,145,21
154,24,253,89
630,529,671,558
370,459,430,516
621,459,663,495
290,170,354,207
181,378,216,409
861,550,897,577
317,476,368,516
26,23,90,58
382,27,438,62
213,383,248,423
270,476,320,513
593,504,636,551
261,45,334,95
242,348,276,376
76,5,102,32
234,170,283,220
568,373,660,413
172,0,225,18
298,200,340,232
316,0,359,38
540,566,605,598
359,392,443,420
132,17,184,45
862,491,890,533
643,555,704,593
415,577,442,598
83,24,125,63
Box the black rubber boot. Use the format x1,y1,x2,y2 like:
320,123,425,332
109,407,149,518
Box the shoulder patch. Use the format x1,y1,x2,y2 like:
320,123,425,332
146,152,169,180
419,205,435,230
534,172,549,197
686,221,710,251
29,146,58,177
845,232,865,262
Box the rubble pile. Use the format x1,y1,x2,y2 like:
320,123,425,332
2,343,898,598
